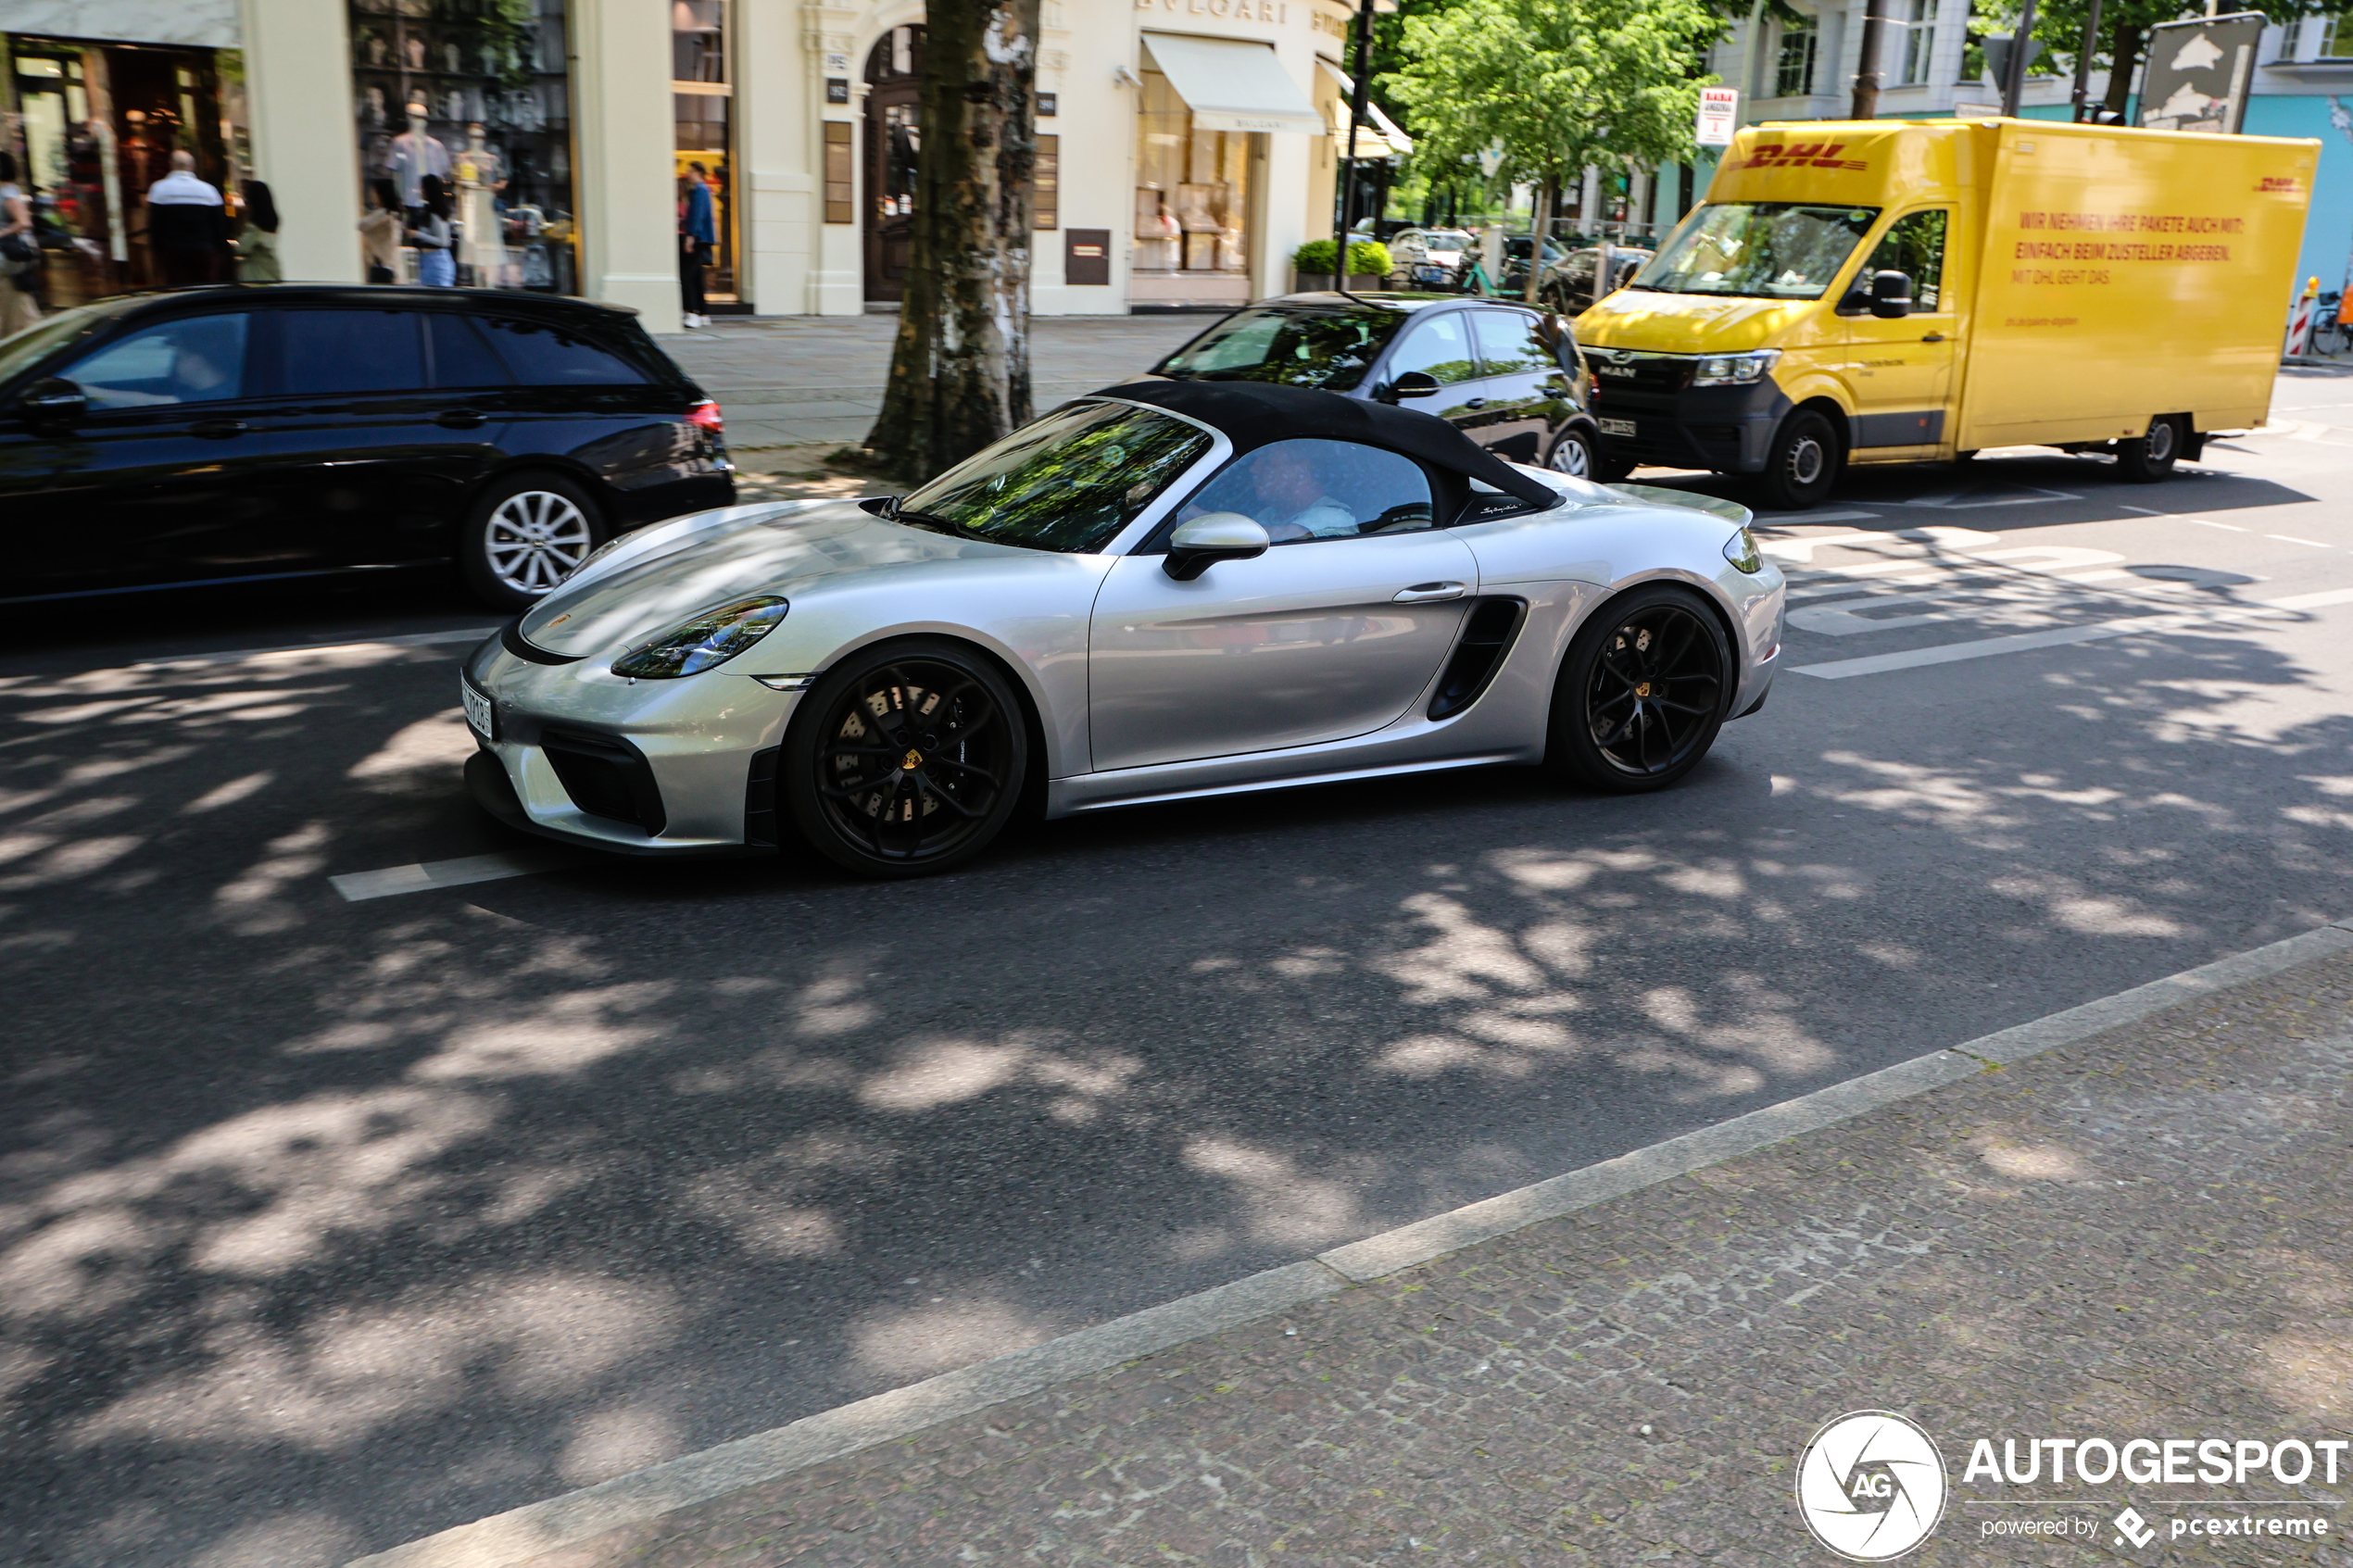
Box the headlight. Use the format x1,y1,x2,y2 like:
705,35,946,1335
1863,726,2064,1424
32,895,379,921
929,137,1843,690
1692,349,1780,387
1723,529,1765,574
610,596,788,679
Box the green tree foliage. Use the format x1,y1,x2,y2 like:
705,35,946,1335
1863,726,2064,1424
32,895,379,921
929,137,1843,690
1292,238,1340,273
1382,0,1724,193
1982,0,2331,116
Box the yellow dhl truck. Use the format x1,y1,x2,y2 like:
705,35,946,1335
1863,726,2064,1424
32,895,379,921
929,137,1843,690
1574,118,2319,508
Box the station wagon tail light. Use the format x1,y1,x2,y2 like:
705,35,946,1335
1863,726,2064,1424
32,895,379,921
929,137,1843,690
687,399,724,433
1692,349,1780,387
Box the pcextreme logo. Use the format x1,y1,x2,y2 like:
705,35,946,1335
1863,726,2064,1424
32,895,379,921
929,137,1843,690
1736,141,1869,171
1796,1411,1950,1561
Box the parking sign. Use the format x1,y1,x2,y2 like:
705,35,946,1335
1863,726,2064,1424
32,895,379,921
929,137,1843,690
1696,86,1738,147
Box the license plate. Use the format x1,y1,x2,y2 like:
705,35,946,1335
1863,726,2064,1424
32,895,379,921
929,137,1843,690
1600,418,1637,437
460,676,496,743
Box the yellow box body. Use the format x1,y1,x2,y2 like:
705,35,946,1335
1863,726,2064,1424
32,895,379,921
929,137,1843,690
1575,119,2319,468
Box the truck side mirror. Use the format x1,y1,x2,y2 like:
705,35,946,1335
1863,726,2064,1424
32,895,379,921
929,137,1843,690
1869,270,1915,319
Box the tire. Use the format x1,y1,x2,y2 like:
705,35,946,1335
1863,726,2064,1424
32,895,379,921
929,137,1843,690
781,638,1028,880
1757,408,1842,510
460,471,607,611
1543,426,1596,480
2113,415,2182,483
1544,585,1731,794
1591,446,1638,483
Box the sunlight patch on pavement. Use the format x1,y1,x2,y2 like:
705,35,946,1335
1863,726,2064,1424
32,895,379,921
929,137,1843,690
330,848,580,902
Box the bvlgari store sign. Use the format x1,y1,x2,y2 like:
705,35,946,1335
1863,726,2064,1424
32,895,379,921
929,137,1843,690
1134,0,1293,20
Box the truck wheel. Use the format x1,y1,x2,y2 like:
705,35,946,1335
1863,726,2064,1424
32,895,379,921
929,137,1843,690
1759,408,1841,510
2113,416,2182,483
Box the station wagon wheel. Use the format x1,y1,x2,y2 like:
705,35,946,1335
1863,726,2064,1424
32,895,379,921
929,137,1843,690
1546,586,1731,794
782,640,1028,879
460,471,607,611
1545,427,1595,479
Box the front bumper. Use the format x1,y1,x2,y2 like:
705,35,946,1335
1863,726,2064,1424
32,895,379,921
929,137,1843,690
1586,353,1792,475
460,632,798,855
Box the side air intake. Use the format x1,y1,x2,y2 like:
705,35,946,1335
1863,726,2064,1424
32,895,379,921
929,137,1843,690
1428,597,1528,721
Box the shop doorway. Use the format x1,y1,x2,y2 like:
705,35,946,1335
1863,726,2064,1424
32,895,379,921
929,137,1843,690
862,25,922,304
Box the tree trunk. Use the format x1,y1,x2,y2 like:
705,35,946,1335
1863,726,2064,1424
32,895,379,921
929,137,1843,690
1523,180,1551,304
2103,19,2142,118
864,0,1041,483
1850,0,1886,120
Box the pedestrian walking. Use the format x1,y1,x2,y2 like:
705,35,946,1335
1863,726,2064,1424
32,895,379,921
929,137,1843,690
412,173,455,287
145,149,227,286
678,162,715,327
228,180,282,282
0,151,41,338
359,177,402,283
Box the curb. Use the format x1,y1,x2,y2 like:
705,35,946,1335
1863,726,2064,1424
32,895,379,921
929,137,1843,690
346,916,2353,1568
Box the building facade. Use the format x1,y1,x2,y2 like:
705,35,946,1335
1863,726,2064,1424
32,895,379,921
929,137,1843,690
1,0,1386,333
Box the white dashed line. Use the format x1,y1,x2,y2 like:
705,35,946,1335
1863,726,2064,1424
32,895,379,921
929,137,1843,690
2186,520,2249,532
133,626,498,672
331,848,581,902
2267,533,2331,547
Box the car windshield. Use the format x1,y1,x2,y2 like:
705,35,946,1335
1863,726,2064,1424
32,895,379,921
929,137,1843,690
1154,306,1404,392
1633,203,1880,299
0,303,117,386
1420,233,1468,254
898,400,1212,554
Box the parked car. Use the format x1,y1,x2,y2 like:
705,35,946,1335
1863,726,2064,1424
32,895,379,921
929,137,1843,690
0,284,733,610
1388,227,1477,281
1495,233,1571,296
1143,291,1603,478
1540,245,1655,315
459,379,1782,876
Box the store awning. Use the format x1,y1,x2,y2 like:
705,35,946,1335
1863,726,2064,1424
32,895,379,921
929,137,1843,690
1141,33,1326,134
1315,59,1415,157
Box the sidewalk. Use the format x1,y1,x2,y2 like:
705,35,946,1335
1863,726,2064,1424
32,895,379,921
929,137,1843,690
358,924,2353,1568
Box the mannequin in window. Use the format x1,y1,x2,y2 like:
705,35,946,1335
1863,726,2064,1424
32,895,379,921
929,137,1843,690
455,122,505,285
388,102,451,211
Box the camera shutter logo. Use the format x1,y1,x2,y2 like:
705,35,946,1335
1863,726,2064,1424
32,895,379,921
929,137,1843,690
1795,1411,1949,1561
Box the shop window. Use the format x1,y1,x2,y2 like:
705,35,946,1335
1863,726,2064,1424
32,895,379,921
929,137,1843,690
2319,14,2353,56
1036,135,1060,231
824,124,853,224
348,0,579,295
1132,64,1252,297
1776,19,1818,97
672,0,737,302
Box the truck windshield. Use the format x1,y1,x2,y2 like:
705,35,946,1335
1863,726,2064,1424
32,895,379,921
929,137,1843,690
1634,203,1881,300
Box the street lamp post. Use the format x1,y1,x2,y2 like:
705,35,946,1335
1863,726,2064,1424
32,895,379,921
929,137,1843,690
1338,0,1376,241
2000,0,2040,118
2068,0,2105,121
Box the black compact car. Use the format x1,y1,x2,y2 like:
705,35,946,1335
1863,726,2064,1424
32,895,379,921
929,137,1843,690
1144,292,1602,480
0,284,734,610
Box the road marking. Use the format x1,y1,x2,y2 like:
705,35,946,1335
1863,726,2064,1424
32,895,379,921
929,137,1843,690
330,848,580,902
2186,519,2248,532
2268,533,2332,547
1751,508,1884,526
1881,484,2082,508
2267,586,2353,610
133,626,498,672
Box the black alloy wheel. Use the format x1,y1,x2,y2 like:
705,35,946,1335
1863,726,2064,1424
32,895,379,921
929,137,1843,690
782,639,1027,878
2112,414,2183,483
1546,586,1731,793
1759,408,1842,510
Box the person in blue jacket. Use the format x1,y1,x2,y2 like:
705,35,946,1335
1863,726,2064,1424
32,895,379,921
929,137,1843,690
678,163,716,328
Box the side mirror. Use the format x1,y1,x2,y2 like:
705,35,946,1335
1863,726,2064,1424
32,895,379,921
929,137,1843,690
1869,270,1915,319
1387,370,1442,401
17,377,86,423
1163,511,1270,581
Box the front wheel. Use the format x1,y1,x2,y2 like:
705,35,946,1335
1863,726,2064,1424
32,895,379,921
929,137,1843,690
1544,586,1731,794
460,472,606,611
1544,426,1596,480
1758,408,1842,510
781,639,1028,879
2113,415,2183,483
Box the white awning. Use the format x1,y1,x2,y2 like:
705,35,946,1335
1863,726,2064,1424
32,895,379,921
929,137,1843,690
1314,59,1415,157
1141,33,1326,134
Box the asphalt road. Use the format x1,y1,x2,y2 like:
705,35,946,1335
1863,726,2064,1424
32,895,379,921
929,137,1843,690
6,367,2352,1567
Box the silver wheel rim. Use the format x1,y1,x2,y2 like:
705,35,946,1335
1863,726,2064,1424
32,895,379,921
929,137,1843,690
1549,434,1592,477
2145,418,2176,462
484,491,592,596
1786,435,1826,487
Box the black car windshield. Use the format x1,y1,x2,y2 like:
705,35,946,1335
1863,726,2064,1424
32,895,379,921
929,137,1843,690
1634,203,1881,299
898,400,1212,554
1154,307,1404,392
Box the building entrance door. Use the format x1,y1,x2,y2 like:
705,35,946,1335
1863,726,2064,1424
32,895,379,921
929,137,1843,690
862,25,923,304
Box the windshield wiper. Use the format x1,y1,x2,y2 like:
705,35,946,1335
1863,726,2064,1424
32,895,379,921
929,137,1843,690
892,508,982,541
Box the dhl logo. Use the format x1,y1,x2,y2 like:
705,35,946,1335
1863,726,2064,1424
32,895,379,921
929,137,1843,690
1736,141,1869,171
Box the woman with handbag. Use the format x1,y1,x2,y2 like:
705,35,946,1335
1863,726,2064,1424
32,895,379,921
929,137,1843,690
0,151,41,337
229,181,283,282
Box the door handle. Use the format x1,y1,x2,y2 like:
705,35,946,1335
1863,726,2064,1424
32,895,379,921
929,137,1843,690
1462,398,1488,410
1919,332,1946,343
436,408,486,430
191,419,248,438
1393,581,1467,604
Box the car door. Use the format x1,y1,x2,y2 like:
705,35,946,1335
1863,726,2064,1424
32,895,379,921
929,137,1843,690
1842,208,1957,455
1375,308,1486,430
20,308,270,596
472,312,679,501
1088,437,1478,771
1466,308,1576,463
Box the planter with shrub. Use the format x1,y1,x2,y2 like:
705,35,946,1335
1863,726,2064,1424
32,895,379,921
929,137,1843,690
1344,239,1393,290
1290,238,1338,293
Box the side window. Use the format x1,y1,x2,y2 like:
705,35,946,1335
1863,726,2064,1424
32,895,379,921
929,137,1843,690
1173,438,1434,545
479,317,649,384
429,313,516,389
1383,312,1479,386
60,314,249,409
1469,309,1553,375
1863,209,1946,312
276,309,426,395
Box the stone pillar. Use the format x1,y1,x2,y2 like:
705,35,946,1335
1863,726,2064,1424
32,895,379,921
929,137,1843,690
237,0,362,282
573,0,681,330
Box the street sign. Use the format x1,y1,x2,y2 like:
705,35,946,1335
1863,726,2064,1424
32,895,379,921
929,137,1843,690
2138,12,2266,133
1696,86,1738,147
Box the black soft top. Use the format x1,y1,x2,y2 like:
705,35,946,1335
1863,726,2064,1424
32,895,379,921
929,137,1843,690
1095,379,1559,509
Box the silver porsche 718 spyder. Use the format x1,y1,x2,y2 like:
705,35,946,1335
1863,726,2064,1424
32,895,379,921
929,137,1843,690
459,380,1786,879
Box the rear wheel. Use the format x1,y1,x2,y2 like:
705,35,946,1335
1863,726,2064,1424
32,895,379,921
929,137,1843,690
460,471,605,611
2113,415,2183,483
782,639,1027,879
1544,586,1731,794
1758,408,1842,510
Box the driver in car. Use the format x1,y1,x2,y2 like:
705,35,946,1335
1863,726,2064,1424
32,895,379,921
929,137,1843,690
1231,443,1357,542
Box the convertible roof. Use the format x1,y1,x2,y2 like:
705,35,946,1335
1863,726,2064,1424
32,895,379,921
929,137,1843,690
1094,379,1558,508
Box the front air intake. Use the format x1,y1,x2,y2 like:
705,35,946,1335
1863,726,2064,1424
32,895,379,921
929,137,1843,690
541,728,667,835
1428,597,1528,721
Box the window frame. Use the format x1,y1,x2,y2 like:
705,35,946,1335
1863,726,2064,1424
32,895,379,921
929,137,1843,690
55,307,258,412
1378,306,1483,389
